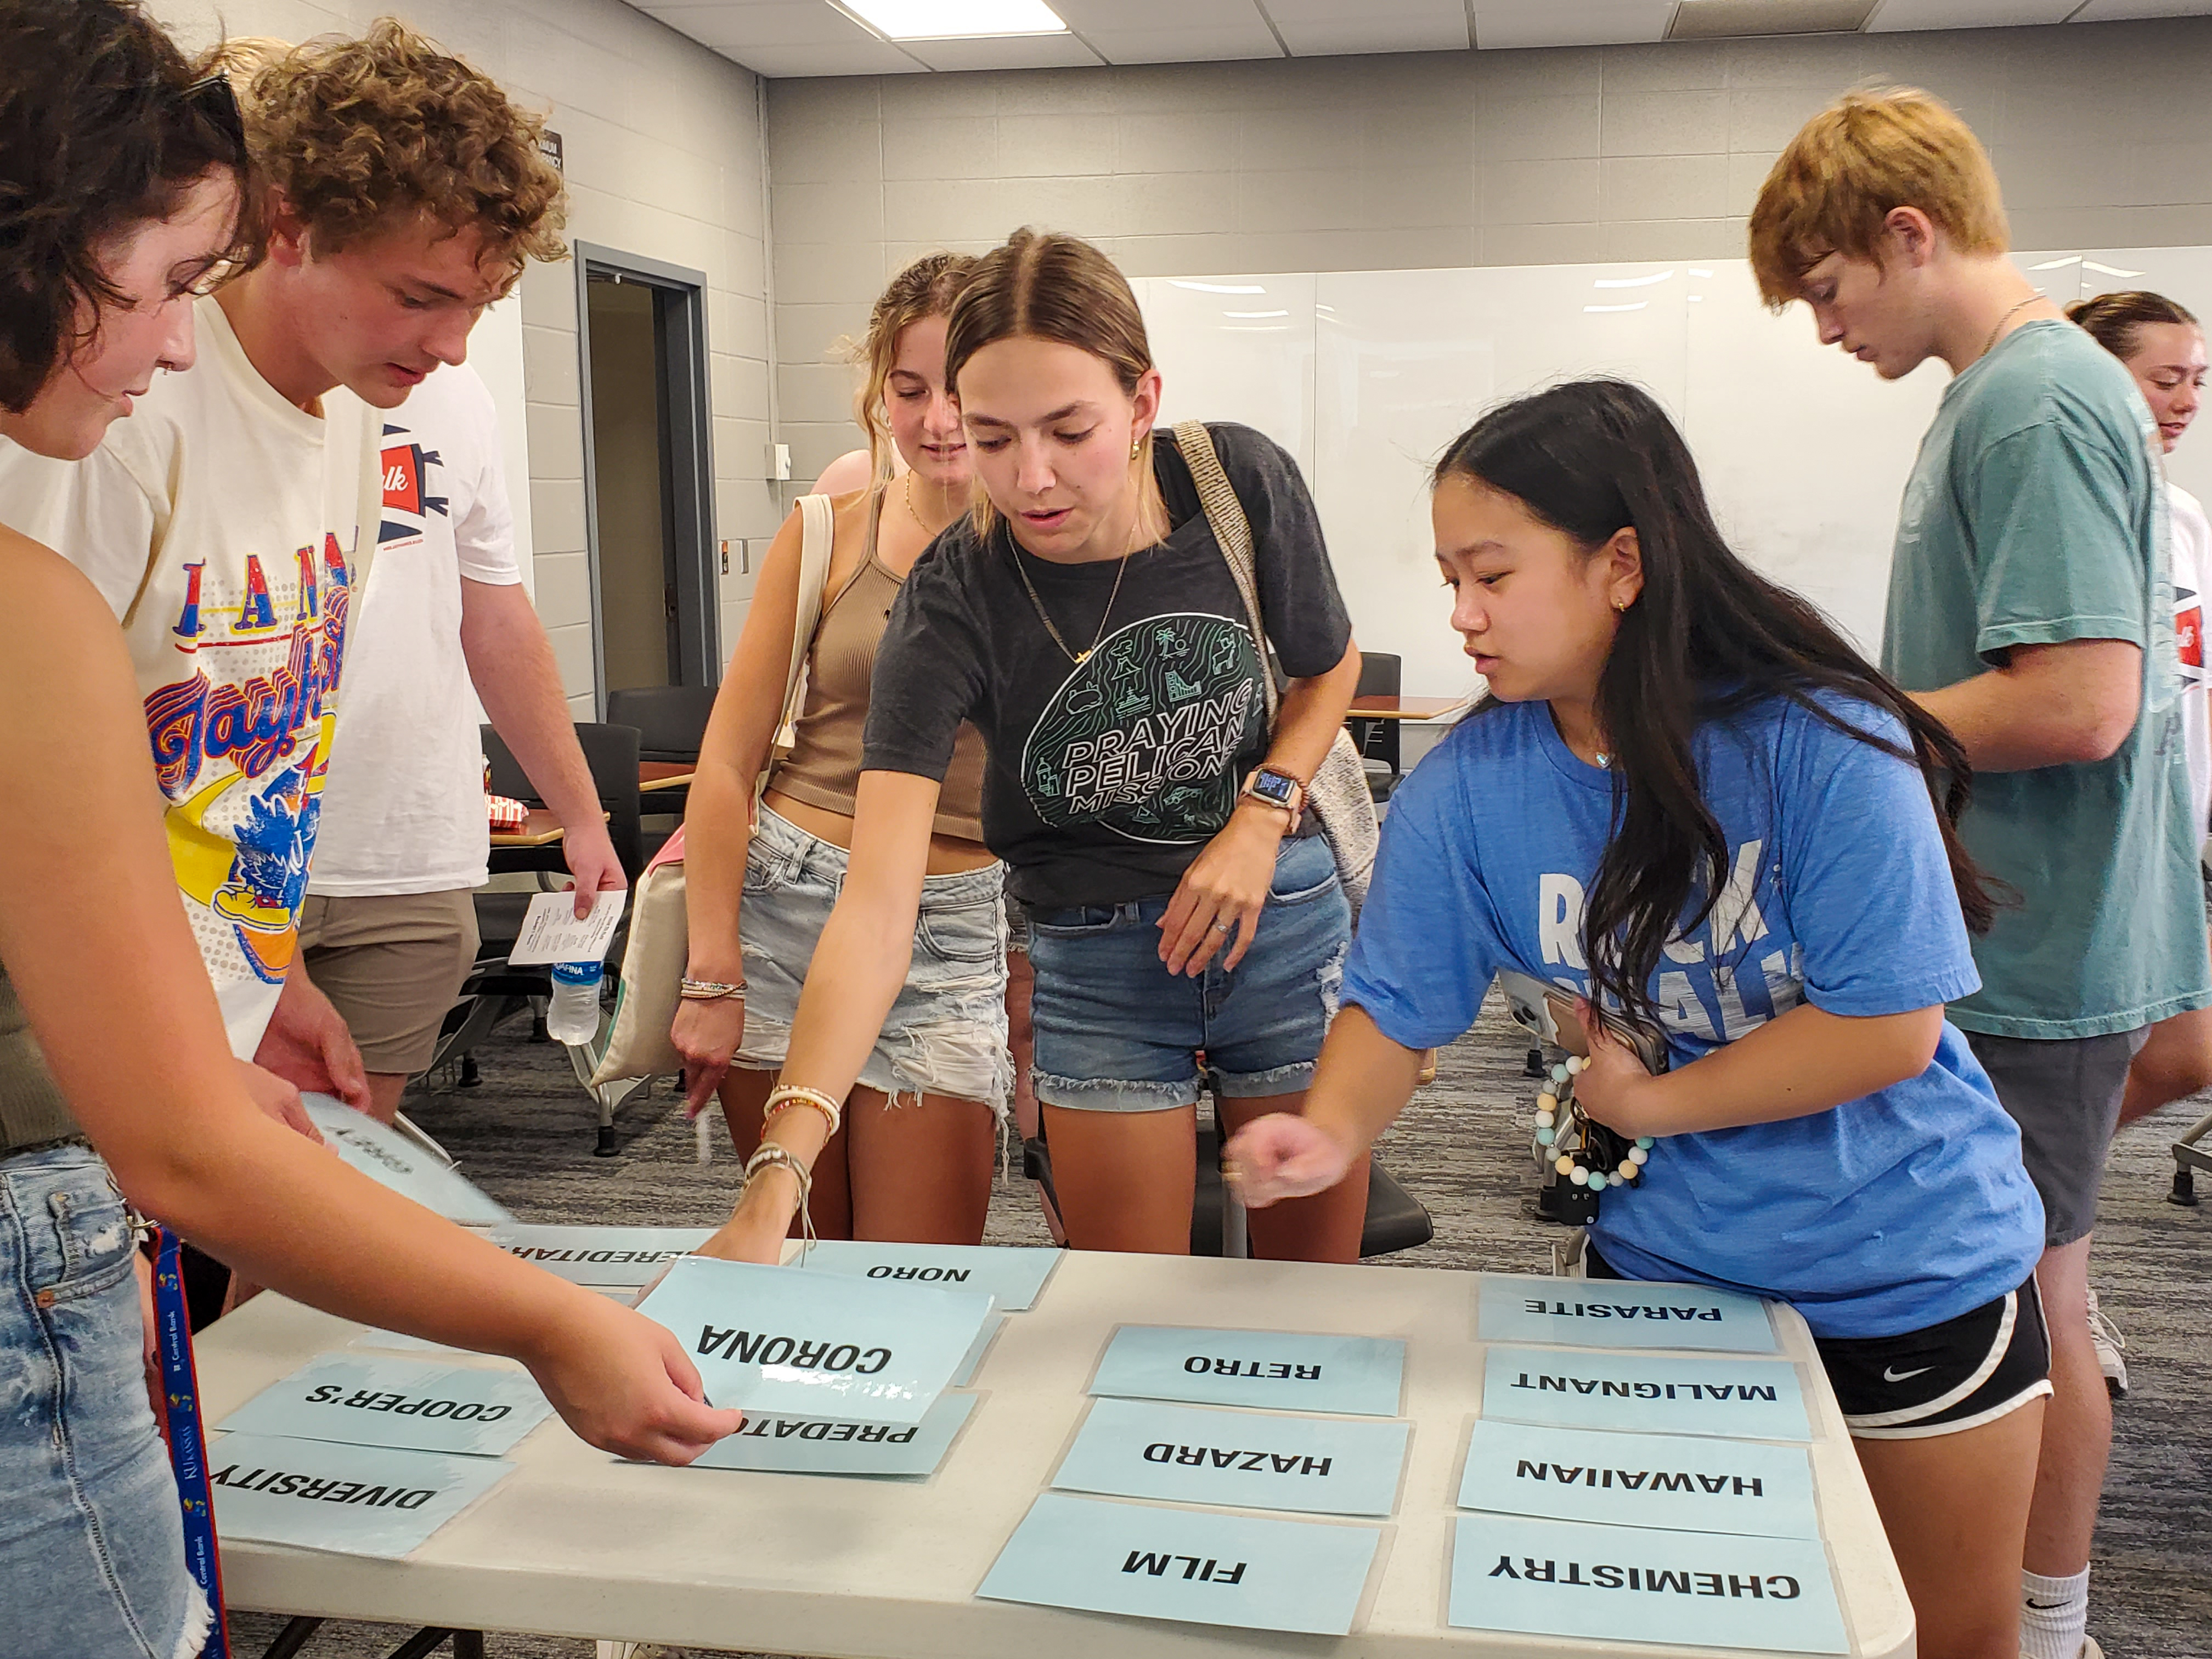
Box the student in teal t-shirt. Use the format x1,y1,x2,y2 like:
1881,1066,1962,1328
1751,87,2210,1659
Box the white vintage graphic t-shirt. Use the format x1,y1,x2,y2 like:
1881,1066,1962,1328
2169,481,2210,847
0,297,380,1057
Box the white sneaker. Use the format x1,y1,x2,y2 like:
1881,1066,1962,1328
2085,1286,2129,1398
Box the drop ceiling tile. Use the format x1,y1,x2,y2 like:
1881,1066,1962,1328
710,40,927,74
1275,16,1471,54
1084,23,1288,62
1475,2,1674,48
642,1,891,47
1864,0,2079,29
2064,0,2212,16
895,30,1107,67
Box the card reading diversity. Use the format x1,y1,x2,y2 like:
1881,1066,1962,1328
1090,1326,1406,1418
1482,1346,1811,1441
635,1255,993,1424
1459,1421,1819,1539
1451,1512,1847,1654
495,1224,713,1287
303,1095,510,1228
979,1492,1383,1637
1479,1274,1778,1353
208,1431,514,1560
1053,1398,1410,1516
684,1391,977,1479
788,1239,1061,1311
216,1355,552,1458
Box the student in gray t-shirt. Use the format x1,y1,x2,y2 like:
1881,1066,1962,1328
1752,87,2208,1659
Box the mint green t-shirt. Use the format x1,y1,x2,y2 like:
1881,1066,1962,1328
1881,319,2210,1039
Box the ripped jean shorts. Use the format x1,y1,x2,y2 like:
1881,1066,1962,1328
1026,832,1350,1112
733,804,1011,1114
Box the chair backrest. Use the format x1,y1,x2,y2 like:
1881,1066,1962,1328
605,686,718,761
1355,652,1402,698
482,722,645,880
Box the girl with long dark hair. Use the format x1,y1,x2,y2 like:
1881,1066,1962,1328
1229,379,2049,1659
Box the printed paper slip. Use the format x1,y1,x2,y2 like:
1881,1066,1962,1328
208,1431,514,1560
1053,1398,1409,1516
1089,1325,1406,1418
1477,1273,1779,1352
788,1239,1061,1310
635,1255,994,1424
303,1096,510,1228
1451,1512,1847,1653
495,1224,714,1286
1458,1420,1819,1538
682,1391,977,1479
979,1492,1383,1636
216,1355,552,1458
504,888,627,966
1482,1346,1811,1441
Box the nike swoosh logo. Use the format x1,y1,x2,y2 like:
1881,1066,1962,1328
1882,1364,1933,1383
2024,1600,2071,1610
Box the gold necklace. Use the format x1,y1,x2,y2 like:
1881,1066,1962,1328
901,472,936,536
1017,545,1132,665
1979,294,2041,360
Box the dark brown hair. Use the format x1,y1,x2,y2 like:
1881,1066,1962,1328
0,0,253,411
2067,290,2200,363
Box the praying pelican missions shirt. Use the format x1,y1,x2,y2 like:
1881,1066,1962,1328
0,296,380,1057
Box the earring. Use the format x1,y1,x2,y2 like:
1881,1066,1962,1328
1130,435,1143,459
1613,597,1632,613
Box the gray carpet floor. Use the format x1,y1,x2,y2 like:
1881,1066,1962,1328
228,999,2211,1658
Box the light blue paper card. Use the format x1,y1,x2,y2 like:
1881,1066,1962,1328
1053,1398,1409,1516
792,1240,1062,1311
1479,1274,1778,1353
684,1391,978,1479
208,1431,514,1559
495,1224,712,1286
1458,1421,1819,1539
952,1313,1005,1387
1451,1513,1847,1653
1089,1326,1406,1418
635,1255,994,1424
216,1355,552,1457
979,1492,1383,1635
1483,1347,1810,1441
303,1095,510,1228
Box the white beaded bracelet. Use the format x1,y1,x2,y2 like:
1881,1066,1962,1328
764,1083,843,1138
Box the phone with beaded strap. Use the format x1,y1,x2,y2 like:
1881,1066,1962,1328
1495,968,1668,1075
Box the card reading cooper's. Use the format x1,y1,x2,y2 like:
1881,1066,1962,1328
215,1355,551,1458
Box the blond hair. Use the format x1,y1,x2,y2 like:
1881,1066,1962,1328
1747,87,2008,309
845,252,977,487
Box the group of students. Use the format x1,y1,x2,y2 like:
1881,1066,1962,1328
1,8,2203,1659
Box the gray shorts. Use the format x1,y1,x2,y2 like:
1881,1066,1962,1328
1965,1028,2149,1249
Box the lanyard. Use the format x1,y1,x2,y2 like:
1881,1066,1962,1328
153,1227,230,1659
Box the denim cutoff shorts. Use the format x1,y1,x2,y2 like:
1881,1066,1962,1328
1026,832,1350,1111
734,804,1012,1113
1,1142,210,1659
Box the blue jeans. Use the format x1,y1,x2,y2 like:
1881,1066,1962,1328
0,1143,207,1659
1027,833,1350,1111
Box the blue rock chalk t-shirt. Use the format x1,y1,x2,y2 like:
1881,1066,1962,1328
1344,692,2044,1339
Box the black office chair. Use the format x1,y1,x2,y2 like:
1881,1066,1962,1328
1350,651,1403,804
482,721,645,882
607,685,717,831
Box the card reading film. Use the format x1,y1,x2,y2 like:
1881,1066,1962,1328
1089,1325,1406,1417
1481,1346,1810,1441
215,1355,552,1458
1052,1398,1409,1516
1477,1273,1778,1353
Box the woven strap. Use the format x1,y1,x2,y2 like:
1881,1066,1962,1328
1172,421,1279,723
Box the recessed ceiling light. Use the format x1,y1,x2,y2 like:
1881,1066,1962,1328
839,0,1067,40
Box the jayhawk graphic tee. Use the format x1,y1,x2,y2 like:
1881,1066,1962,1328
0,297,379,1058
862,423,1352,910
2169,481,2210,845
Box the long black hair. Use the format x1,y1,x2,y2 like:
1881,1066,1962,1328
1435,378,1993,1030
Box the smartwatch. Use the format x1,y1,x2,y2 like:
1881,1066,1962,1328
1240,766,1306,832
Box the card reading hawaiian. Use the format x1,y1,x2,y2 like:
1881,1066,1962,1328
1477,1273,1778,1353
303,1095,510,1228
1458,1420,1819,1538
788,1240,1061,1311
1482,1347,1810,1441
1450,1513,1847,1652
208,1431,515,1559
1052,1398,1410,1516
215,1355,552,1458
979,1492,1383,1636
682,1391,978,1479
494,1224,713,1287
634,1255,994,1424
1088,1325,1406,1417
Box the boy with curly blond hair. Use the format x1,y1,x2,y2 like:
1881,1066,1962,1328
1752,87,2207,1659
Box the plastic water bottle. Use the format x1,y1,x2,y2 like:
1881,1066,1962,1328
546,958,604,1045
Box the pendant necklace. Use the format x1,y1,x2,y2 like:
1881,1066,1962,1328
1979,294,2041,360
1014,498,1153,665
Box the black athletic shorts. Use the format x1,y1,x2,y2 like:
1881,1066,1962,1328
1585,1243,2052,1440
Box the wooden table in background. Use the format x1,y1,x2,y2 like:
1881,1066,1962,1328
489,808,567,849
1347,695,1465,721
639,762,695,794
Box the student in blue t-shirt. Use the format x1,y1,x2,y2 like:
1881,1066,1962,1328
1227,380,2049,1659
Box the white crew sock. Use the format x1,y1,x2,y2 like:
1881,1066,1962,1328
2019,1566,2090,1659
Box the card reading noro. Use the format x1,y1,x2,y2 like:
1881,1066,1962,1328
635,1255,993,1424
1090,1326,1406,1417
1053,1398,1410,1516
979,1491,1383,1636
1482,1346,1810,1441
303,1096,509,1228
216,1355,552,1458
1458,1420,1819,1539
1478,1274,1778,1353
494,1224,713,1287
789,1240,1060,1311
208,1431,514,1559
1451,1512,1847,1653
682,1391,977,1479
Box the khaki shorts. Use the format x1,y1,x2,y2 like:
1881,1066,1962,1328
297,890,480,1076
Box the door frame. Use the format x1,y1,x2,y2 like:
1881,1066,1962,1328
573,241,717,712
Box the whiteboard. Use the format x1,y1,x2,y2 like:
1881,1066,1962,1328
1139,246,2212,699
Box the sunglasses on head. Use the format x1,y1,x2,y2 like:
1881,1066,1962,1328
183,74,245,155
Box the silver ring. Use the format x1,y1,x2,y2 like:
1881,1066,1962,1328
1211,921,1233,933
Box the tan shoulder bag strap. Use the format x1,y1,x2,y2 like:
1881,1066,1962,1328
1171,419,1279,722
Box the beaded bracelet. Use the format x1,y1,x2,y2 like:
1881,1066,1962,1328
763,1083,843,1138
743,1140,816,1251
680,977,747,1001
1533,1053,1654,1197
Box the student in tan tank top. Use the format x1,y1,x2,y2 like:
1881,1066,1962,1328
675,254,1009,1246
